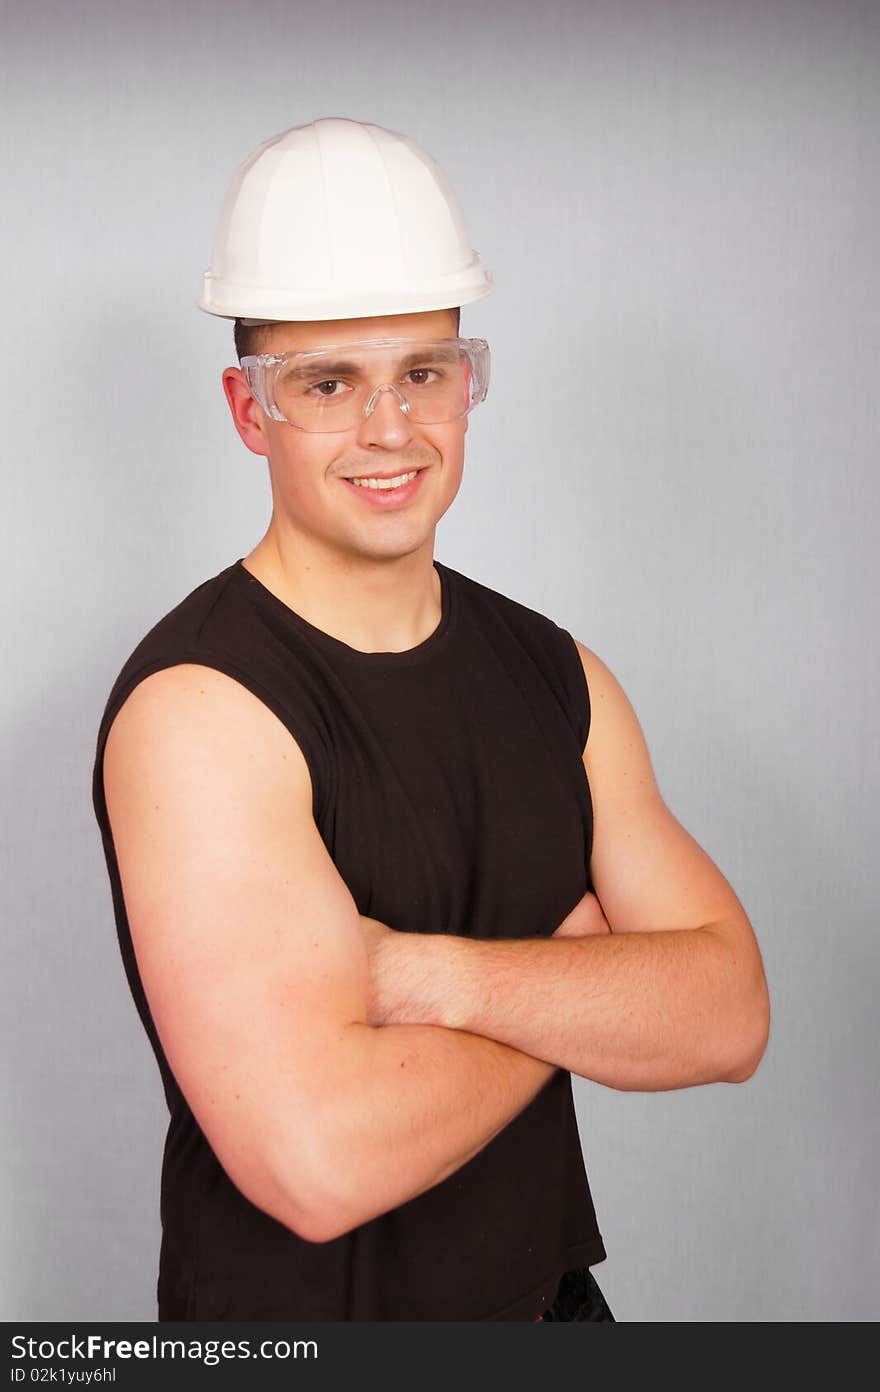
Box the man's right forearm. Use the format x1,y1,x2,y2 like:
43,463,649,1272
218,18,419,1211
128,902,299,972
295,1021,556,1242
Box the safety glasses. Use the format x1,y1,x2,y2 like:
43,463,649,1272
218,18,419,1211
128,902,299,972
240,337,490,432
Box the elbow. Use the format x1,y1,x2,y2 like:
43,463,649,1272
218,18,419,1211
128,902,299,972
262,1179,356,1247
205,1034,376,1246
288,1171,368,1247
287,1206,345,1246
294,1199,360,1246
242,1169,354,1248
722,974,771,1084
270,1105,370,1247
265,1147,361,1247
284,1137,362,1244
723,1045,764,1085
220,1115,355,1247
298,1122,378,1243
228,1149,338,1246
260,1026,383,1245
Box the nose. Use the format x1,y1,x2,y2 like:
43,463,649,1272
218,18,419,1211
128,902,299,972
363,382,410,418
354,382,416,450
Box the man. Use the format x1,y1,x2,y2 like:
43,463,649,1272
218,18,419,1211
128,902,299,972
92,117,770,1322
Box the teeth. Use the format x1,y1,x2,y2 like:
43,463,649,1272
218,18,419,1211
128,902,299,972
350,471,418,491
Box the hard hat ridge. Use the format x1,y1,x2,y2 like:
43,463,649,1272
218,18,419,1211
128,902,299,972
199,117,493,323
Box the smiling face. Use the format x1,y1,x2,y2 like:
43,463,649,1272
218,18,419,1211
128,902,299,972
222,307,467,568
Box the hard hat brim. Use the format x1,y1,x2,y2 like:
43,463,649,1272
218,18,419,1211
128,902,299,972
197,268,494,322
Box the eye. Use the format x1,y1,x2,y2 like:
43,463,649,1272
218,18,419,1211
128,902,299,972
403,367,441,386
308,379,348,398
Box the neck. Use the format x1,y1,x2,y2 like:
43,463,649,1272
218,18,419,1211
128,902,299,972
240,528,442,654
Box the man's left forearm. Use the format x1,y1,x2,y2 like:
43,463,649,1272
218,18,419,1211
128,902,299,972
386,924,769,1092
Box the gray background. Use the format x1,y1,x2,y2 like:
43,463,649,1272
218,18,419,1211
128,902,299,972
2,0,877,1322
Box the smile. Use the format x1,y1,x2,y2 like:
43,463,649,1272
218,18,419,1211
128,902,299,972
349,470,419,490
341,467,427,507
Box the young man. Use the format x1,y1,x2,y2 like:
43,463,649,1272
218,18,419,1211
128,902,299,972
92,117,769,1322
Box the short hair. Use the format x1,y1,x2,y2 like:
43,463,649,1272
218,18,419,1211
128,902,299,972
234,305,461,362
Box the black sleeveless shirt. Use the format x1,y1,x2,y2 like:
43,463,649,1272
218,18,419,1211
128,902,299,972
91,557,607,1321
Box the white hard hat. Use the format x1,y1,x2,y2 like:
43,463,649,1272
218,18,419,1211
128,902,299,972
198,117,494,323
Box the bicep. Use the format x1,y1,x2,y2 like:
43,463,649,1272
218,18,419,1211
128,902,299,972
574,641,750,936
102,663,366,1233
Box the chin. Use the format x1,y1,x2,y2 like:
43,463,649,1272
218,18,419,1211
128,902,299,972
352,530,436,563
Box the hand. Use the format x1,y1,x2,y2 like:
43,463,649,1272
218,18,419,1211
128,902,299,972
358,915,402,1027
359,915,445,1028
552,890,612,938
359,913,395,959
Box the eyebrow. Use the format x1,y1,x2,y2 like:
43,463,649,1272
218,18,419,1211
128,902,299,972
278,346,460,379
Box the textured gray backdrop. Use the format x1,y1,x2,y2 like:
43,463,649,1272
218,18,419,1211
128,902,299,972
2,0,877,1321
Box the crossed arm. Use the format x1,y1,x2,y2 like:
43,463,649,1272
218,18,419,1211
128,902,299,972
360,641,771,1093
104,644,769,1243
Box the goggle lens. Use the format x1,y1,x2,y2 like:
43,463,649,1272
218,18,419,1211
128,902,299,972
242,338,489,432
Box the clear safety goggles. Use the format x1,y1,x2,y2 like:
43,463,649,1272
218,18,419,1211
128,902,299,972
240,336,490,433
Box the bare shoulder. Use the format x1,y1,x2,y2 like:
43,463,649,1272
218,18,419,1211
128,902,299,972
570,637,757,945
104,661,312,805
570,639,662,803
102,662,319,911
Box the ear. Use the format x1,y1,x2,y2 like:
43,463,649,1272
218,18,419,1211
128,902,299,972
221,367,270,457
